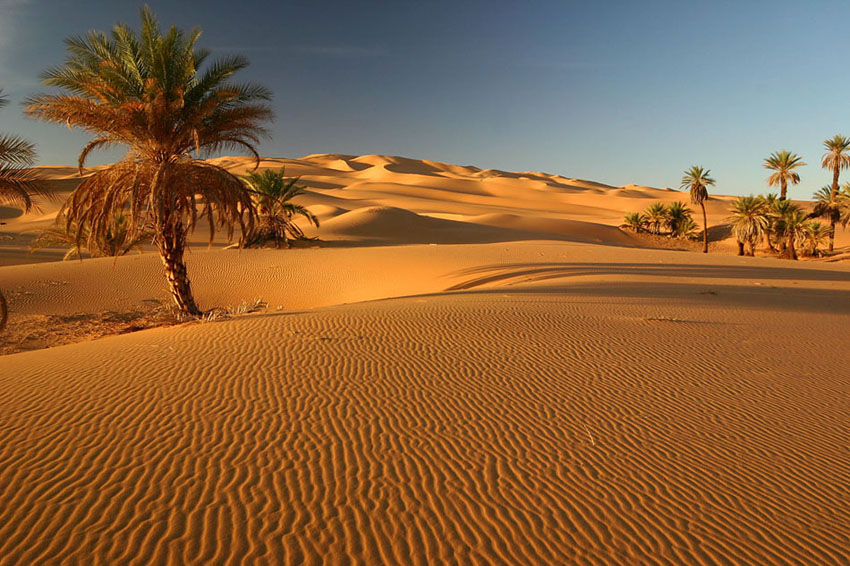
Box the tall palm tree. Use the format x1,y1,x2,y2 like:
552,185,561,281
727,195,768,256
26,7,273,315
242,167,319,248
763,149,805,201
820,135,850,252
679,166,714,253
1,90,47,331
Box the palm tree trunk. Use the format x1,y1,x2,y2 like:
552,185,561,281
0,290,7,332
829,218,836,253
158,221,201,316
763,228,776,253
736,241,744,255
780,178,787,201
829,165,840,252
700,202,708,253
782,233,797,260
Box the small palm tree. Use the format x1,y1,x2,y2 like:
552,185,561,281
1,89,49,331
679,166,714,253
728,195,769,256
644,202,667,235
757,193,781,252
665,201,693,237
674,217,699,240
242,167,319,248
763,150,805,201
31,212,152,260
26,7,273,315
622,212,648,232
821,135,850,251
772,201,808,260
799,221,830,257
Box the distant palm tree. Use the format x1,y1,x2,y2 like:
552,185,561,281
644,202,667,235
665,201,694,237
622,212,648,232
763,150,805,201
772,200,808,260
728,195,769,256
799,221,830,257
242,167,319,248
26,7,272,315
679,166,714,253
821,135,850,251
1,89,48,331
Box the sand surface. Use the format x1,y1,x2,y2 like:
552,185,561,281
1,154,849,565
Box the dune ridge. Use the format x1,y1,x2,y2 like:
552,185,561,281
2,154,850,565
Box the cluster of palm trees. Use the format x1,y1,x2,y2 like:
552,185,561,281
623,166,713,253
0,7,319,330
622,139,850,259
622,202,698,239
727,194,830,259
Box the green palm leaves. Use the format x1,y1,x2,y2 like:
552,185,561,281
679,166,714,253
622,201,696,239
242,167,319,248
727,196,769,256
0,90,44,213
763,150,805,201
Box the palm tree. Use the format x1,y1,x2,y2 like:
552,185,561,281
242,167,319,248
820,135,850,252
674,217,699,240
26,7,272,315
622,212,648,232
1,89,48,331
763,150,805,201
644,202,667,235
758,193,780,252
665,201,694,237
799,221,830,257
728,195,769,256
772,200,808,260
679,166,714,253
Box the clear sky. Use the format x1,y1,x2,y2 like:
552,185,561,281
1,0,849,199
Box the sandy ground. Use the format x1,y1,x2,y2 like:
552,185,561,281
1,154,849,565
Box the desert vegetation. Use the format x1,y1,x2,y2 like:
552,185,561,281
24,7,272,316
621,201,697,239
242,167,319,248
1,89,48,331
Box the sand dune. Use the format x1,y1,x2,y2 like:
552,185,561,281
2,154,850,565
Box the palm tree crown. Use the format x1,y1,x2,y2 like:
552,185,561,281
763,150,805,200
25,7,274,314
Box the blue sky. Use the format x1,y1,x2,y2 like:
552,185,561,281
1,0,848,199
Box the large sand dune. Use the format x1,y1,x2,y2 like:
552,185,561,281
1,154,849,565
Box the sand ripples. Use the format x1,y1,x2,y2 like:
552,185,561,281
1,293,848,565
